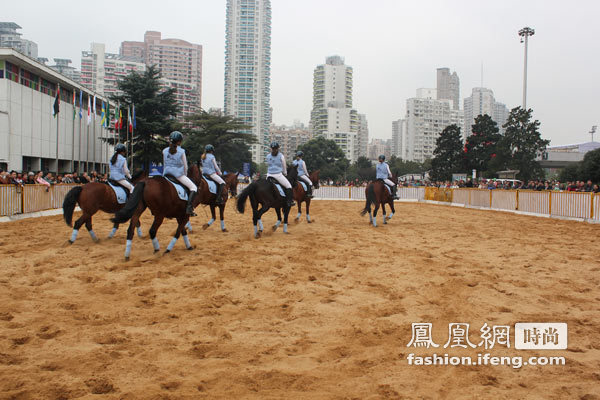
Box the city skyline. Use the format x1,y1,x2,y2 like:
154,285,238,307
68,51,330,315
4,0,600,147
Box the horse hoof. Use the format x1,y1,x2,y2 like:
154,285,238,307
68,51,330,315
294,217,299,223
307,219,313,224
272,225,278,232
125,256,129,261
153,249,159,254
284,231,290,235
164,249,171,254
255,231,262,239
187,246,195,251
202,224,210,230
221,229,228,233
68,240,74,244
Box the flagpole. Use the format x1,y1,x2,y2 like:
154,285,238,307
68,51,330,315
55,83,60,174
93,104,96,173
78,114,82,172
71,96,75,172
86,120,90,173
130,122,134,172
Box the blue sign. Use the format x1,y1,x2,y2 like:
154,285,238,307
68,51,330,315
149,163,163,176
242,162,251,177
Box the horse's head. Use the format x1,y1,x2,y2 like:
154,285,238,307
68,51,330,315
390,174,399,185
188,164,201,186
287,164,298,186
224,172,239,198
131,168,147,183
310,170,320,189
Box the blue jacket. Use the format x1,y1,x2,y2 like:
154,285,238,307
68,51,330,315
267,152,285,174
109,154,127,181
376,162,390,179
163,146,186,177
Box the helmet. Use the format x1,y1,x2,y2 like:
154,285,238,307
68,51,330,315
296,151,304,157
115,143,126,153
378,154,386,161
270,141,280,149
205,144,214,152
169,131,183,143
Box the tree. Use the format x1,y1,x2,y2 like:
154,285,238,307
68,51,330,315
430,124,463,181
463,114,502,176
558,164,580,182
297,136,349,181
182,110,254,172
388,156,426,177
347,156,374,183
577,148,600,183
501,107,550,181
111,65,180,171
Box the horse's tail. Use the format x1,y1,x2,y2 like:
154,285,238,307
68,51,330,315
111,181,145,224
236,182,256,214
63,186,83,226
360,183,376,216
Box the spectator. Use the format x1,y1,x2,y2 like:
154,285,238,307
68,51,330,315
25,172,36,184
593,184,599,193
35,171,51,191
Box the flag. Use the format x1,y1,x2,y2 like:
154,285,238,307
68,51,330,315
53,86,60,117
100,101,106,127
128,106,133,133
132,104,136,129
105,102,110,128
72,91,76,120
118,108,122,130
92,95,97,119
87,95,91,125
113,104,119,129
79,90,83,119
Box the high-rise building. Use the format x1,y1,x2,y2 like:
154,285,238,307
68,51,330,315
391,119,406,158
463,87,509,139
0,22,38,59
49,58,80,83
367,138,391,161
310,55,359,162
269,124,312,162
80,43,146,98
120,31,203,119
224,0,272,163
356,114,369,159
403,89,463,163
436,67,459,110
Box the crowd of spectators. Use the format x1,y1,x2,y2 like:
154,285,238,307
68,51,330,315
427,178,599,193
0,169,108,191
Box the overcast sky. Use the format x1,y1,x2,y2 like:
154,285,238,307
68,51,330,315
6,0,600,146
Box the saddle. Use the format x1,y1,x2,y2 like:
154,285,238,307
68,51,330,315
267,177,286,197
164,174,190,195
376,179,393,194
107,179,131,198
202,174,216,183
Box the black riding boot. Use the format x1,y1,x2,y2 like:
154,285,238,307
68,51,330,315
186,191,198,216
392,185,399,200
215,183,225,205
307,184,313,198
285,188,296,207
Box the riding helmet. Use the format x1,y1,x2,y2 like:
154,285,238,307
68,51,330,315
296,151,304,157
169,131,184,143
270,141,280,149
205,144,214,152
378,154,386,161
115,143,127,153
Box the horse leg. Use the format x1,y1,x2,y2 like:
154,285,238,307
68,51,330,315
108,222,118,239
373,203,379,227
387,200,395,221
136,220,143,238
256,204,269,237
185,220,193,233
149,215,164,253
181,217,194,250
69,213,88,243
306,198,312,223
124,203,145,261
219,204,227,232
165,217,185,254
85,215,99,242
295,201,302,223
283,205,290,234
382,203,387,225
273,207,282,231
203,204,216,230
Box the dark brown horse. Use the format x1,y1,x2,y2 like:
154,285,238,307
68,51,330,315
293,169,320,223
186,172,239,233
111,165,202,260
360,175,398,227
236,165,298,238
63,170,146,243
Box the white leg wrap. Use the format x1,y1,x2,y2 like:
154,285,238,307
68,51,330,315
183,235,191,249
70,229,79,242
152,237,160,251
220,220,225,230
136,226,143,238
125,239,132,258
108,227,117,238
166,237,178,252
89,230,98,241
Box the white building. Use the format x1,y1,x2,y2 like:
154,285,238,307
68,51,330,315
356,113,369,159
391,118,406,158
0,48,112,173
403,89,463,163
310,55,359,162
224,0,272,163
436,68,459,110
463,87,509,139
0,23,38,59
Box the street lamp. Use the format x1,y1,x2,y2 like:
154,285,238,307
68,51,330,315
518,27,535,110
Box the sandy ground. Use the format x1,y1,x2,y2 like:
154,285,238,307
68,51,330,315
0,200,599,399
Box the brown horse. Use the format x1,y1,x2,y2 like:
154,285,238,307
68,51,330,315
186,172,239,233
63,170,146,243
293,169,320,223
111,165,203,260
360,175,398,227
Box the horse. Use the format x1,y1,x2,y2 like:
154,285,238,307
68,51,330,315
111,165,203,260
236,165,298,238
185,172,239,233
293,169,320,223
62,170,146,243
360,175,398,227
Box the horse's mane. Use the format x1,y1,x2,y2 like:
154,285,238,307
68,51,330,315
188,164,201,184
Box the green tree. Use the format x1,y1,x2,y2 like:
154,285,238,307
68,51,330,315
430,124,463,181
111,65,180,171
182,110,254,172
558,163,580,182
463,114,502,176
297,136,349,181
388,156,427,177
501,107,550,181
577,148,600,183
347,156,374,183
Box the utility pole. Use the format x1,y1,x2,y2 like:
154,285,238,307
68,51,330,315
518,27,535,110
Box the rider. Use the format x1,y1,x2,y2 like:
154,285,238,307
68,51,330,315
293,151,313,198
109,143,134,193
376,154,399,200
163,131,198,216
266,142,295,207
201,144,226,205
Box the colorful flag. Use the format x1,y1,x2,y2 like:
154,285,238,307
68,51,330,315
79,90,83,119
128,106,133,133
72,91,76,120
87,95,91,125
53,85,60,117
105,102,110,128
114,104,119,129
92,95,97,119
118,108,122,130
132,104,136,129
100,101,106,126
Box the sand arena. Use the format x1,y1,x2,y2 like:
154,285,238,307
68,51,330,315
0,200,599,399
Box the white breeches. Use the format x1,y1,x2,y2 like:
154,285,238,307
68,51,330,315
210,173,225,185
383,178,396,187
267,173,292,189
118,179,134,193
299,175,312,187
177,175,197,192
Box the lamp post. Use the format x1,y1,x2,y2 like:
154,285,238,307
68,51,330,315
518,27,535,110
